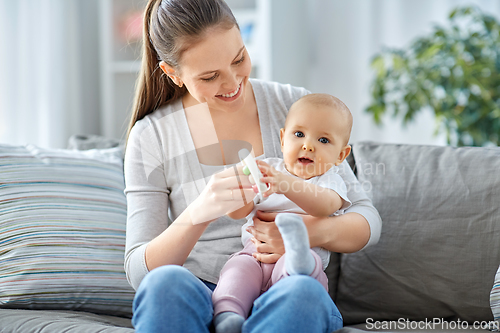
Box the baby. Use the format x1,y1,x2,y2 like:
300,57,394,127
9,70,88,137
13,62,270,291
212,93,353,333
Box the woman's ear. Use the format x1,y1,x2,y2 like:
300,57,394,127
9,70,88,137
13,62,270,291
159,61,183,87
335,145,351,166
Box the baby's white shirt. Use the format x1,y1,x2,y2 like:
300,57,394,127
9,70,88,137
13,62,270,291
241,157,351,270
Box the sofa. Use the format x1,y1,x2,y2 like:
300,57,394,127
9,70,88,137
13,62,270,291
0,137,499,332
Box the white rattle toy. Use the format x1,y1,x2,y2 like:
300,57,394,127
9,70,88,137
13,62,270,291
238,148,268,204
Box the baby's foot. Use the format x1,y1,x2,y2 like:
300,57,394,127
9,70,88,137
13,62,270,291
275,213,315,276
214,312,244,333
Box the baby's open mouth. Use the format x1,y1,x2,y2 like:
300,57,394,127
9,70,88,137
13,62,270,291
298,157,314,164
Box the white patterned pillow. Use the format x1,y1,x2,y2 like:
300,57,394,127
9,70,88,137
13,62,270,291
0,144,135,317
491,265,500,330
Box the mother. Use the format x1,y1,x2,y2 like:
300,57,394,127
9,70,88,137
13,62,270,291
124,0,382,332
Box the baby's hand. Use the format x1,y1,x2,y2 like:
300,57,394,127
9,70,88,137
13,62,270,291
256,160,288,197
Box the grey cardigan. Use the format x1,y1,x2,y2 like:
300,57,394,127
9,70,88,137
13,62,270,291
124,79,382,290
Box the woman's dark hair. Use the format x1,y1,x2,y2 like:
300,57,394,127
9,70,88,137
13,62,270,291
126,0,238,143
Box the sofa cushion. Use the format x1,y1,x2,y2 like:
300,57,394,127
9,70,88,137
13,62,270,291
0,309,133,333
336,142,500,324
0,144,135,317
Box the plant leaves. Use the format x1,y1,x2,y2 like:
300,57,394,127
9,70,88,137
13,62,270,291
365,5,500,146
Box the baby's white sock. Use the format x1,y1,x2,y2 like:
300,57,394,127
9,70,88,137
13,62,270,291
214,311,244,333
275,213,316,276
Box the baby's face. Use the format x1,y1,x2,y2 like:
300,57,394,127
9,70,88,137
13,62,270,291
280,103,349,180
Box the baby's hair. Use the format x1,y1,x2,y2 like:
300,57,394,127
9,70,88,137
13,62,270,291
287,93,353,145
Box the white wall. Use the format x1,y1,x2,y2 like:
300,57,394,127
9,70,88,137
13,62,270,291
0,0,101,149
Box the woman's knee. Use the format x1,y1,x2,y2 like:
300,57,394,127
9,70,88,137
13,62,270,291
271,275,341,315
141,265,193,289
133,266,214,331
279,275,326,300
285,276,343,322
249,276,342,332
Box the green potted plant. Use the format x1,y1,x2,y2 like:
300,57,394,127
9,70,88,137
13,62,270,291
366,6,500,146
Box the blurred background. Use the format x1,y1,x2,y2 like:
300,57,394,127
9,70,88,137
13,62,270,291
1,0,499,149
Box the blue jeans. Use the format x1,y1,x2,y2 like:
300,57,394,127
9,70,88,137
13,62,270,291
132,265,343,333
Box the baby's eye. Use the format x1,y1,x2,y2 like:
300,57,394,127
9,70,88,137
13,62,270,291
294,131,304,138
319,137,329,144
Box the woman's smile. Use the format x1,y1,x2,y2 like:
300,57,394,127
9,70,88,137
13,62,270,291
216,81,243,101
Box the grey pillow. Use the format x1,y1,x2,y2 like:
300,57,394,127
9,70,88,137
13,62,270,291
336,142,500,324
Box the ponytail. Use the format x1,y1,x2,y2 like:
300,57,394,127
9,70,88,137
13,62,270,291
126,0,186,144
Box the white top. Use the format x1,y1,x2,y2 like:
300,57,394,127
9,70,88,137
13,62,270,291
123,79,382,290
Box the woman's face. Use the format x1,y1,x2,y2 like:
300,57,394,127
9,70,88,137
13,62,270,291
169,25,252,114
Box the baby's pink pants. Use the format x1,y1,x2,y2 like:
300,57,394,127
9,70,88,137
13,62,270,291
212,240,328,318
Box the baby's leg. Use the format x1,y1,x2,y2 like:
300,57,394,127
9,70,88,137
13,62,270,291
212,243,262,333
275,213,316,275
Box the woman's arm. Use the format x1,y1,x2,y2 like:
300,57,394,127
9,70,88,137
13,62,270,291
144,208,209,269
304,212,370,252
124,122,255,289
129,164,255,262
247,211,370,263
227,201,254,220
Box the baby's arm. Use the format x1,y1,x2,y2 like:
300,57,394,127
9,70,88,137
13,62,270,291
258,160,344,217
284,180,343,217
227,200,254,220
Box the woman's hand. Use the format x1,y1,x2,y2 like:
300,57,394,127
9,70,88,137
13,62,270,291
246,211,285,264
190,165,255,224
